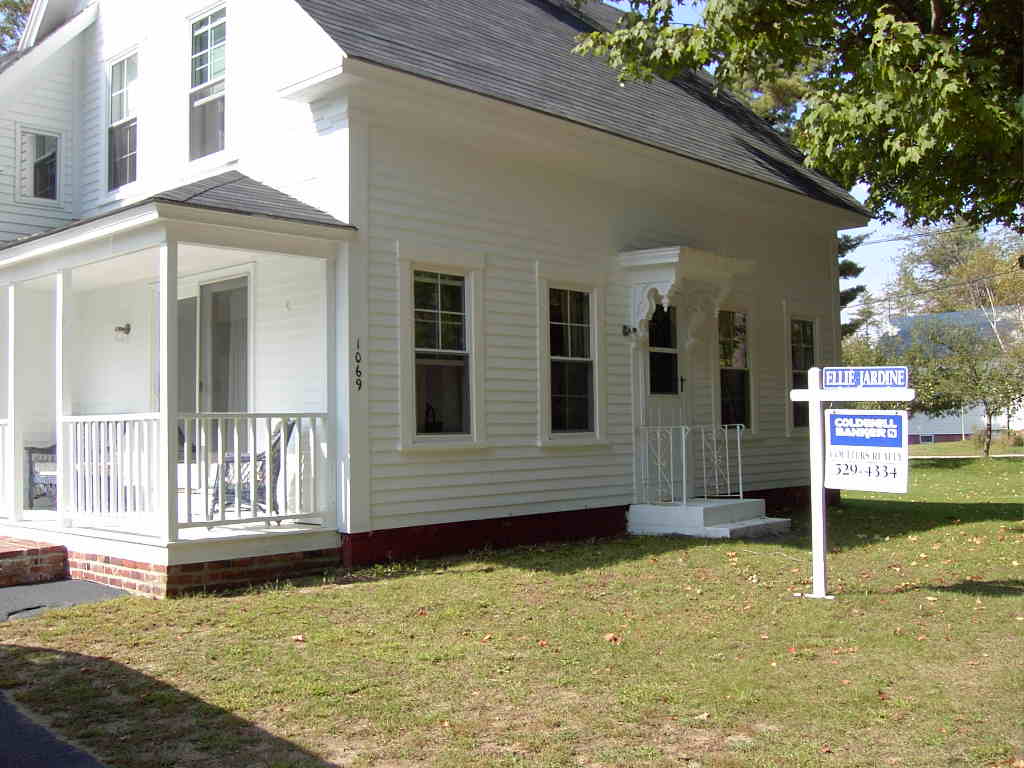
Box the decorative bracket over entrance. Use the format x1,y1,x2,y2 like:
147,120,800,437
617,246,753,348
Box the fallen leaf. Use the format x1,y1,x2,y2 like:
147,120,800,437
695,712,711,721
416,607,428,617
841,680,851,685
291,634,306,643
481,634,493,643
821,745,833,754
537,640,548,648
604,633,622,645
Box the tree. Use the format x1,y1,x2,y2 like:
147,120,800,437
888,224,1024,347
837,233,868,337
0,0,31,55
901,321,1024,456
574,1,1024,232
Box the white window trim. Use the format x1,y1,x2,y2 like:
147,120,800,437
13,123,65,208
712,301,758,434
783,300,821,437
186,4,232,166
397,244,487,453
536,262,608,448
104,47,141,198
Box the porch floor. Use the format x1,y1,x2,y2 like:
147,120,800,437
0,537,69,588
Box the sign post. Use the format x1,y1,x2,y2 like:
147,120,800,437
790,366,914,599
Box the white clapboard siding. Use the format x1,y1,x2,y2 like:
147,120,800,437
0,43,77,243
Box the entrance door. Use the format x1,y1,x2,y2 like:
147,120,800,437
176,276,249,454
644,304,685,426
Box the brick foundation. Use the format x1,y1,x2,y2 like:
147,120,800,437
341,505,628,568
0,538,69,588
69,548,342,598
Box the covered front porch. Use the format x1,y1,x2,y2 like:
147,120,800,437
0,174,353,576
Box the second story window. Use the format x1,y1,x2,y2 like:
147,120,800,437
31,133,58,199
189,8,226,160
109,53,138,190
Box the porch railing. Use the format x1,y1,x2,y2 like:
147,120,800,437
57,412,330,537
635,423,746,505
177,413,329,531
61,414,161,533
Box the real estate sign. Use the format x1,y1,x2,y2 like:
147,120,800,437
825,410,909,494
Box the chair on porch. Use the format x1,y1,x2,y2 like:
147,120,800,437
25,444,58,510
207,419,296,520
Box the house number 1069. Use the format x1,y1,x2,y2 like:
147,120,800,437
354,339,364,391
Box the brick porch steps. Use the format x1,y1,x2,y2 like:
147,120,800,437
0,538,69,588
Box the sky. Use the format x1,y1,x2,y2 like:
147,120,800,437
601,0,908,311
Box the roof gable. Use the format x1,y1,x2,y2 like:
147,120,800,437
293,0,866,217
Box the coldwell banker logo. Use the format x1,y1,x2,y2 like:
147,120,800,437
829,413,903,448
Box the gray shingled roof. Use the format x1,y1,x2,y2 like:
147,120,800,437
151,171,351,228
293,0,867,217
0,171,353,253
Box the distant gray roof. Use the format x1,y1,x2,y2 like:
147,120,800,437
0,171,353,254
294,0,868,217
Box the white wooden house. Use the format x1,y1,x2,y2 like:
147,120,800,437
0,0,868,595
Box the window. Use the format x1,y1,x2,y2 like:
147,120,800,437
109,53,138,190
414,271,469,435
719,310,750,427
549,288,593,432
189,8,226,160
20,130,58,200
790,318,814,428
649,304,678,395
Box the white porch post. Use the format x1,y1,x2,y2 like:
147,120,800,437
55,270,72,527
158,240,179,543
7,284,23,522
324,256,340,531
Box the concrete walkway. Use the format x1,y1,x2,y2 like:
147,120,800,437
0,580,126,622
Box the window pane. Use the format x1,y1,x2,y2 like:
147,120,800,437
569,291,589,324
414,311,438,349
193,30,208,56
720,369,750,427
111,92,125,124
649,305,675,349
441,319,465,351
550,323,568,358
440,277,464,312
189,87,224,160
208,45,226,80
569,324,589,359
108,120,137,190
211,23,226,46
551,360,593,432
414,274,439,310
718,311,748,369
126,54,138,82
549,288,567,324
31,133,57,199
111,59,125,91
416,353,469,435
650,351,678,394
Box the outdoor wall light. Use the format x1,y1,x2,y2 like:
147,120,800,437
114,322,132,338
622,325,637,337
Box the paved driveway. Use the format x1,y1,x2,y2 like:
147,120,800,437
0,580,126,622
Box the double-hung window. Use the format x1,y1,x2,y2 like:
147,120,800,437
648,305,678,394
790,318,814,428
20,130,59,201
719,310,751,427
414,271,470,435
109,53,138,190
189,8,226,160
549,288,593,432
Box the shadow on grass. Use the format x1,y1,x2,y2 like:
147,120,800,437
0,645,334,768
930,579,1024,598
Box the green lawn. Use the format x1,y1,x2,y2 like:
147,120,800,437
910,438,1024,457
1,459,1022,768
